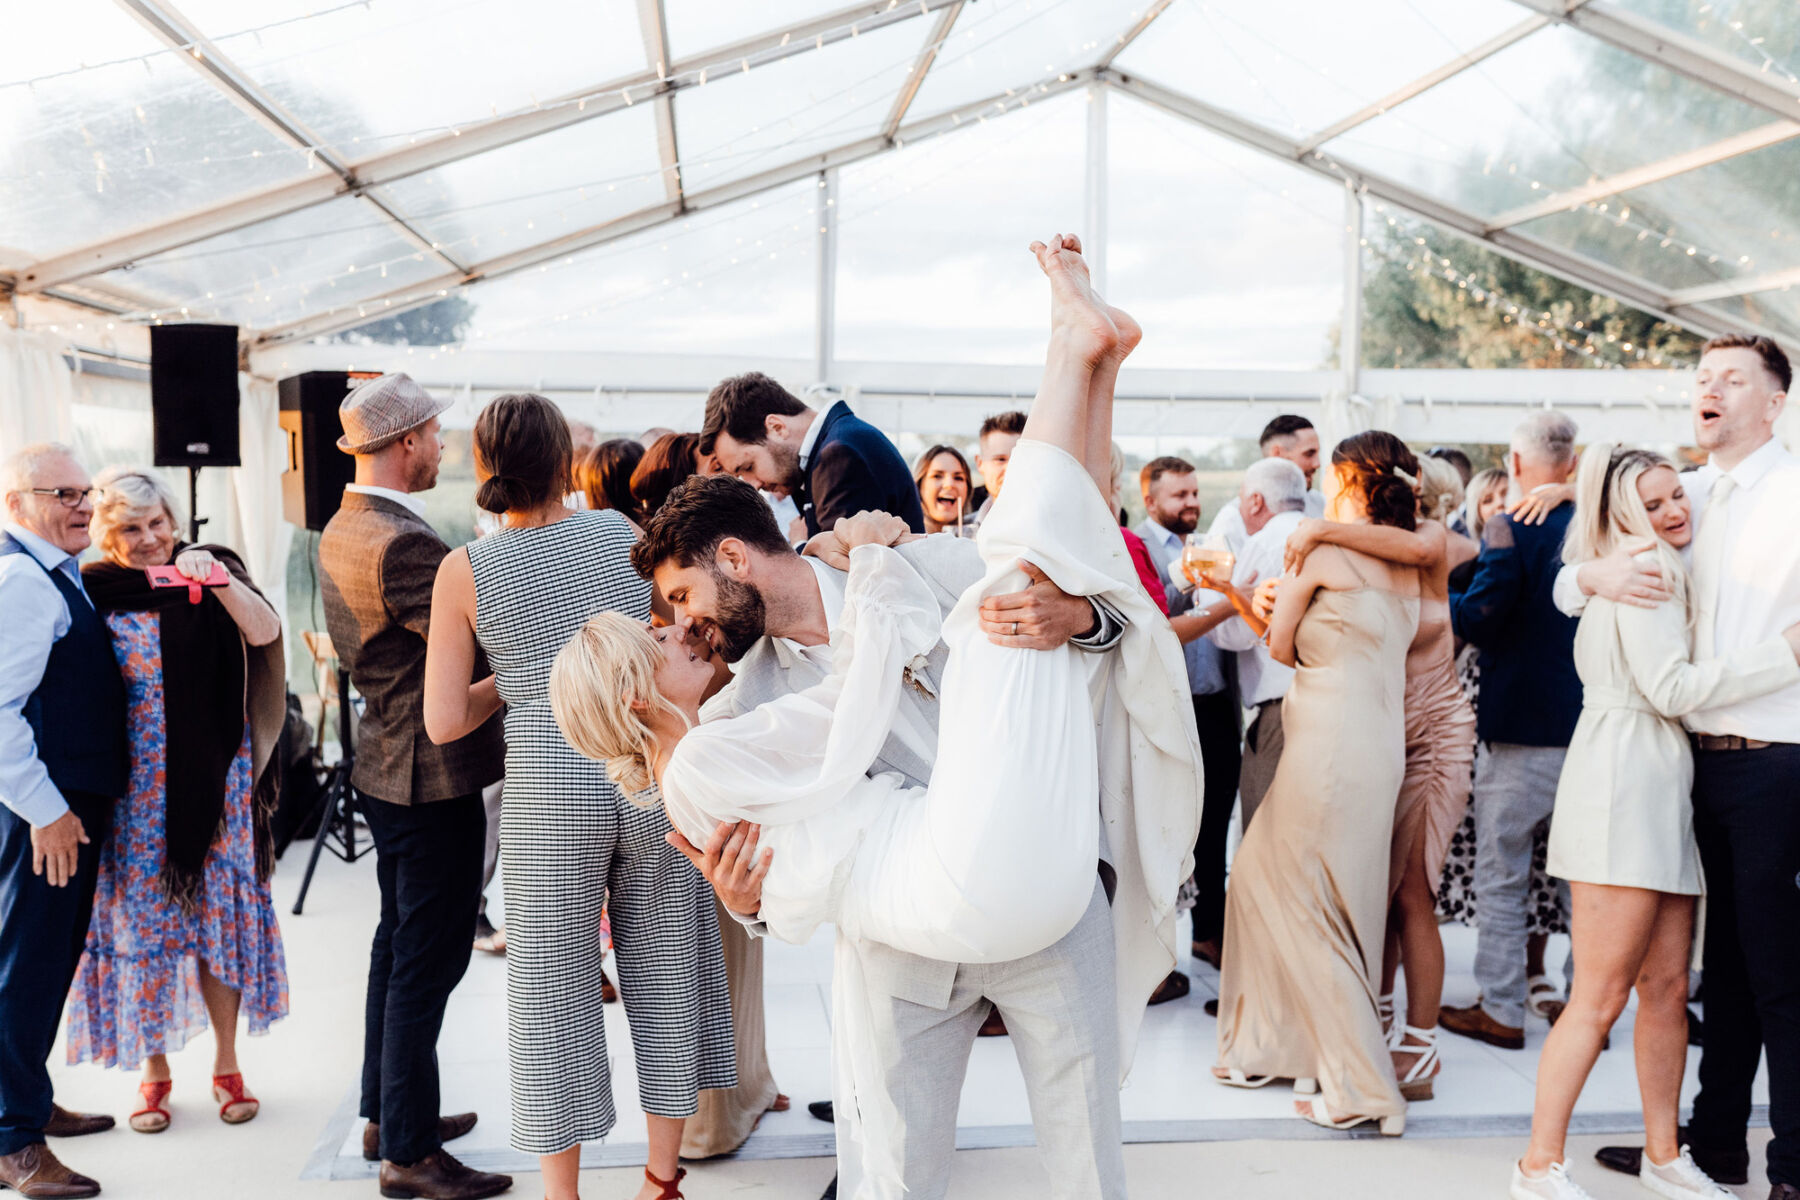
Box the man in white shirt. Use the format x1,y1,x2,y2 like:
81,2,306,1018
1205,457,1310,827
1206,414,1325,553
967,411,1027,532
1561,335,1800,1197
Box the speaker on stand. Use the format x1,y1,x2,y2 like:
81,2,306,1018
149,323,241,542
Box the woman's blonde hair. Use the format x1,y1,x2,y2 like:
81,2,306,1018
1417,456,1465,524
1563,442,1690,602
90,466,184,562
549,612,688,802
1462,467,1507,537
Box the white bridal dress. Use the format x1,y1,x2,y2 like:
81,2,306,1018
661,439,1131,965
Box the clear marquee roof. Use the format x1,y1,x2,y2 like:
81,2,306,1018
4,0,1799,373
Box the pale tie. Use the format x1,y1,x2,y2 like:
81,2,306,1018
1691,473,1737,661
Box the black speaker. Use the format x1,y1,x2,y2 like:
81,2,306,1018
279,371,375,531
150,324,241,467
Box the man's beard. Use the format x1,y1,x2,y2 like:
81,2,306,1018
769,440,804,492
710,571,768,663
1159,506,1199,536
406,455,440,493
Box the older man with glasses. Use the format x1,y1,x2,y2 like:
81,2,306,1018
0,443,126,1199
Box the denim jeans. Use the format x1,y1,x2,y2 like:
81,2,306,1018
1471,743,1571,1029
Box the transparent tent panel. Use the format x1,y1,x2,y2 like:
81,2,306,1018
174,0,647,159
0,0,316,263
373,104,668,267
834,88,1086,364
1110,0,1527,141
1106,91,1344,370
1700,288,1800,341
1609,0,1800,87
99,195,445,328
674,16,926,194
904,0,1147,121
663,0,855,62
1323,23,1775,219
1513,136,1800,294
452,180,818,357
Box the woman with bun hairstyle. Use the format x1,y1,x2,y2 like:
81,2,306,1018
1508,445,1800,1200
1212,430,1422,1136
422,393,733,1200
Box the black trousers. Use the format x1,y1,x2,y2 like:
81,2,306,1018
0,791,112,1156
1688,742,1800,1187
359,791,485,1166
1189,690,1243,947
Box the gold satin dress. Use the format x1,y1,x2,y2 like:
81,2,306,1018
1217,585,1419,1120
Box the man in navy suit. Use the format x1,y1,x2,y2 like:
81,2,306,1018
701,374,924,538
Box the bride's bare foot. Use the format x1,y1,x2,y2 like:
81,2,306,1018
1107,305,1142,360
1030,233,1118,366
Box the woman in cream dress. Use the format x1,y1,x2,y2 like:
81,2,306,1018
1510,446,1800,1200
1211,430,1422,1136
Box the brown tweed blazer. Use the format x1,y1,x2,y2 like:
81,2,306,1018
318,490,504,805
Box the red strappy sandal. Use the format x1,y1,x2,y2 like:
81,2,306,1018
211,1073,260,1124
130,1079,172,1133
644,1165,686,1199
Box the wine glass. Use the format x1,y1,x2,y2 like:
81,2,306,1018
1181,533,1235,592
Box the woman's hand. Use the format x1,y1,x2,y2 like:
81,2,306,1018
173,547,219,583
1509,483,1574,526
1252,577,1282,623
1282,518,1327,576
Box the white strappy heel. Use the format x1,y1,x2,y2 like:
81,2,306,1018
1392,1024,1441,1102
1377,992,1396,1043
1294,1091,1404,1136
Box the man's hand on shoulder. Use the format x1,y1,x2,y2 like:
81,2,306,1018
667,819,770,918
978,560,1098,649
1577,537,1671,609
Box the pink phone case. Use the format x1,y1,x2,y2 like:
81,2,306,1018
146,563,228,604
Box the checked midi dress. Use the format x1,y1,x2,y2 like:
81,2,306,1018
466,508,734,1155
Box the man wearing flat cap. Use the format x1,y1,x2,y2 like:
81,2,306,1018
318,374,510,1200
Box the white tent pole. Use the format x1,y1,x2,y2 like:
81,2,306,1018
1341,184,1364,401
1085,82,1109,294
816,169,840,386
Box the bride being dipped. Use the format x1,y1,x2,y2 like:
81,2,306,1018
550,235,1203,1200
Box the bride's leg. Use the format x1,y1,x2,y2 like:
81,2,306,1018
1082,307,1141,489
1025,234,1117,493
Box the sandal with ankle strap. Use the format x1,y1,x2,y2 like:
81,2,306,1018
645,1165,686,1199
1392,1024,1441,1102
130,1080,172,1133
1294,1092,1404,1136
211,1074,259,1124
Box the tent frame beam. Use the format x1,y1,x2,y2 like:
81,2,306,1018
9,0,961,296
636,0,686,207
882,1,963,139
1670,265,1800,307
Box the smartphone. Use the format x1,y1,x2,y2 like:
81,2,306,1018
146,563,228,604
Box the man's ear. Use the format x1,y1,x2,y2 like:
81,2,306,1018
763,412,787,443
714,536,754,580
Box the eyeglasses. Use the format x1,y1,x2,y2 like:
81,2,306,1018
21,487,100,508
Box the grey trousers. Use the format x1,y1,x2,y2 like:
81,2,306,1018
1472,743,1572,1028
1238,700,1285,830
858,876,1124,1200
477,778,503,917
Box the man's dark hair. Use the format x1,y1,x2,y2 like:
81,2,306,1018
1426,445,1474,486
1701,333,1792,392
978,411,1028,442
1138,455,1195,492
631,474,794,579
700,372,808,455
1258,414,1314,450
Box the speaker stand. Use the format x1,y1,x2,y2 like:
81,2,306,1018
186,466,210,544
292,666,370,915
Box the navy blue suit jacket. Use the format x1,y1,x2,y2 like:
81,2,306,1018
1450,502,1582,747
800,401,925,537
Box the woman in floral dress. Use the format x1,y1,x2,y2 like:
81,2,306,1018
67,469,290,1132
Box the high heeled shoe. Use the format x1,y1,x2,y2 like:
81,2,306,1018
1377,992,1396,1043
1392,1024,1442,1102
1294,1092,1404,1136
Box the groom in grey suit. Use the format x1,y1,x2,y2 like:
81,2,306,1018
636,475,1130,1200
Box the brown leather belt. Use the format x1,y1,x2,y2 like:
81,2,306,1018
1694,733,1773,752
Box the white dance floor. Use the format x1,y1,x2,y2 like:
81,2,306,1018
303,915,1767,1181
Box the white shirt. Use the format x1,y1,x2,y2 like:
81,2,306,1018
0,523,85,826
797,406,828,469
1207,488,1324,555
345,483,428,518
1553,437,1800,742
1207,508,1304,707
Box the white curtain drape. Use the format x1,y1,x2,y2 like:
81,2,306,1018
0,327,76,460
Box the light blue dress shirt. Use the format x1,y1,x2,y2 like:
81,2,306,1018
1140,519,1228,697
0,523,87,827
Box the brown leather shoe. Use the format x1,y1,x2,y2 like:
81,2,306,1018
41,1107,113,1139
0,1143,100,1198
363,1114,480,1162
377,1150,510,1200
1438,1001,1525,1050
977,1006,1008,1038
1770,1185,1800,1200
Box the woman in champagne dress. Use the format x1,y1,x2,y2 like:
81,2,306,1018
1214,430,1422,1135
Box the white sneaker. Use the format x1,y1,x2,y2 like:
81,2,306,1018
1640,1147,1732,1198
1511,1161,1596,1200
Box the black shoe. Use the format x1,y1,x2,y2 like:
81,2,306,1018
818,1174,838,1200
1204,998,1219,1017
1770,1185,1799,1200
807,1100,834,1124
1688,1006,1703,1047
1594,1127,1748,1185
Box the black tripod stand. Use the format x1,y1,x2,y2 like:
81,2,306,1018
292,665,369,915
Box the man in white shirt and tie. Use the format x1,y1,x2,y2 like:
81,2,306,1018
1557,334,1800,1199
1205,415,1325,553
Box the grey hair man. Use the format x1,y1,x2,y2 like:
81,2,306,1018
0,443,124,1198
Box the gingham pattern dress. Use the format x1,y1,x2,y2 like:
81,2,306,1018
467,509,735,1156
